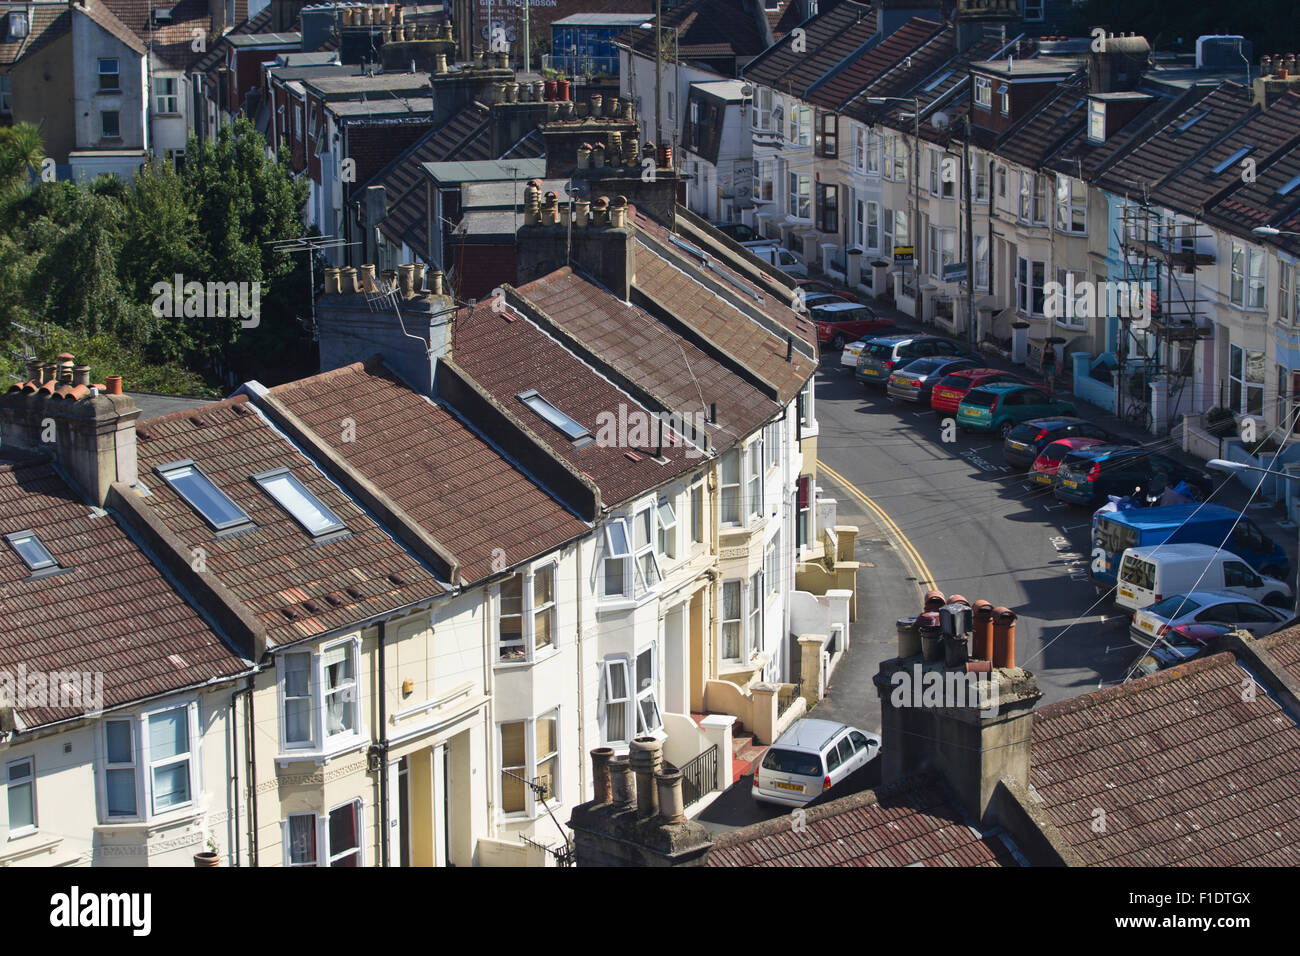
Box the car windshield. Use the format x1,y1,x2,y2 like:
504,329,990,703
1041,443,1071,462
820,307,867,323
937,374,970,389
868,343,897,359
963,390,998,408
902,358,943,375
1148,595,1203,618
761,748,822,777
1007,423,1043,442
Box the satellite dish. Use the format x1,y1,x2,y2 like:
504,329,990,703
564,180,589,199
931,111,950,130
740,84,753,98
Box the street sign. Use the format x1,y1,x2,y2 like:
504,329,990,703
893,245,914,264
943,261,967,282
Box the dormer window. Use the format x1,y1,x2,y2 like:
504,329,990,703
5,10,28,40
974,76,991,109
5,530,61,574
998,85,1010,115
1088,101,1105,142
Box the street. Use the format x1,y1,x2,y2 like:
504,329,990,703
697,327,1300,835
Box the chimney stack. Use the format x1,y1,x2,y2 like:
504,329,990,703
628,736,662,817
590,747,615,805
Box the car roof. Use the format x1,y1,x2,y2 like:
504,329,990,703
1155,590,1268,608
1125,542,1235,561
949,367,1009,378
867,334,912,344
811,301,864,313
1100,503,1238,528
1041,437,1106,451
1063,442,1137,460
1021,416,1088,428
774,718,850,751
970,382,1042,395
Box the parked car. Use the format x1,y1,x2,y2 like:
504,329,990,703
712,221,760,242
955,384,1076,438
794,291,846,312
810,301,894,349
1116,543,1292,612
745,242,808,278
886,356,978,404
752,718,881,808
930,368,1031,415
1128,622,1233,678
855,335,974,386
795,278,860,303
841,338,869,369
1129,591,1290,646
1002,416,1115,469
1054,446,1215,509
1028,437,1110,487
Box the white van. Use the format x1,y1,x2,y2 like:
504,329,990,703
743,242,808,278
1116,543,1293,612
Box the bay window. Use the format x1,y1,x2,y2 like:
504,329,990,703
764,534,780,598
720,580,743,662
974,234,989,290
972,153,988,202
754,159,774,202
1231,241,1266,309
753,87,772,131
1055,176,1087,233
633,504,662,590
276,637,363,754
974,76,992,109
327,800,362,866
854,126,866,171
789,105,811,146
1230,344,1265,415
281,802,363,867
97,702,199,822
1017,257,1046,316
928,226,956,279
603,519,631,596
866,130,881,174
635,647,661,735
788,172,811,218
816,182,838,233
690,481,704,544
720,450,742,525
746,439,763,521
600,649,660,747
1055,269,1087,328
500,709,561,815
748,572,763,657
497,563,556,663
815,111,837,158
1280,260,1291,324
657,497,677,561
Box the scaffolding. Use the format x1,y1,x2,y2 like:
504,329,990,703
1114,196,1215,432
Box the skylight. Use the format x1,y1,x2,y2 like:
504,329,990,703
156,460,252,531
1211,145,1253,175
253,468,346,537
5,530,59,573
517,391,592,443
1177,110,1209,131
1278,172,1300,197
922,70,954,92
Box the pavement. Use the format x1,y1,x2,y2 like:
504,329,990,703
696,279,1299,835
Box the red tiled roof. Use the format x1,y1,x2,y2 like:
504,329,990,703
807,17,946,111
516,267,781,450
706,776,1020,866
631,210,817,403
451,297,706,505
1031,650,1300,866
0,3,69,67
992,73,1088,171
268,358,590,584
0,449,248,729
743,0,877,95
135,395,446,649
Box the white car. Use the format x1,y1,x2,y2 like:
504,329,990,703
752,718,880,807
1129,590,1290,647
841,339,868,369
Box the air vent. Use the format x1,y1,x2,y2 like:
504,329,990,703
281,607,301,621
345,585,364,600
389,572,406,587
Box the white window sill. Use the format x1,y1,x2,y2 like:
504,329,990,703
7,826,37,842
97,804,201,830
494,645,560,670
275,734,368,767
596,588,661,613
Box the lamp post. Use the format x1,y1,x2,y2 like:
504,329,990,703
866,96,921,304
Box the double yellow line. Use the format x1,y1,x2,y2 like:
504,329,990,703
817,459,937,598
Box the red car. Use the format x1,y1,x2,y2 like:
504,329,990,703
809,301,894,349
1029,437,1108,486
929,367,1030,414
795,278,861,304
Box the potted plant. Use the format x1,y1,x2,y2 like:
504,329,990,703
194,837,220,867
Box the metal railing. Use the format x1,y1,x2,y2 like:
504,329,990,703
679,744,719,808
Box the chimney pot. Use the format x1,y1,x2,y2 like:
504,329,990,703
608,754,635,808
923,589,947,613
105,375,123,396
341,266,359,293
429,269,445,296
72,365,91,388
413,262,427,292
655,769,686,824
590,747,615,804
992,606,1016,668
360,263,378,293
628,736,663,817
40,362,56,385
398,263,416,298
324,267,342,294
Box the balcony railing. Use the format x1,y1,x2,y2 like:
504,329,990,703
679,744,719,808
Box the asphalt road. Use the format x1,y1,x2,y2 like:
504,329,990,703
697,342,1298,834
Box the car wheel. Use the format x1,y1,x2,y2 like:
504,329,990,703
831,333,846,350
1263,592,1291,608
998,420,1014,439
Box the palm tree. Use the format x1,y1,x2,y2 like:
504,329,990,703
0,123,44,193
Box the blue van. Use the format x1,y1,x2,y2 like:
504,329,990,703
1091,504,1289,586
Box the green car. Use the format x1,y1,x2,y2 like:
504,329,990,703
956,383,1076,439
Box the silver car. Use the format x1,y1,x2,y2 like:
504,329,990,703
752,718,881,807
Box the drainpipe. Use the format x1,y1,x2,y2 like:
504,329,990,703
378,619,390,867
576,542,587,800
230,685,242,866
244,677,258,867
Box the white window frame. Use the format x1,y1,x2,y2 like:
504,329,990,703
155,76,179,114
1230,241,1266,309
754,158,774,202
631,502,663,592
928,225,956,279
1055,269,1088,329
634,646,662,736
496,562,557,664
1017,257,1046,316
325,799,364,866
98,57,120,91
657,497,678,562
5,756,36,837
1088,100,1105,142
720,580,743,664
854,125,866,172
974,76,991,109
1229,344,1265,416
95,700,200,824
975,234,990,290
1055,175,1087,234
602,518,632,597
282,811,319,866
764,534,780,600
275,636,365,757
753,87,772,131
787,171,811,219
789,104,811,147
746,438,763,522
747,571,763,657
720,449,742,526
600,657,634,746
972,152,989,202
866,129,881,175
689,480,705,546
498,708,562,818
866,200,880,251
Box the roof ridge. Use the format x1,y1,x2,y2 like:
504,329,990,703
139,392,248,428
1034,649,1241,721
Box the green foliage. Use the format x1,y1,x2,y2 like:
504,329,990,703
0,119,315,397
